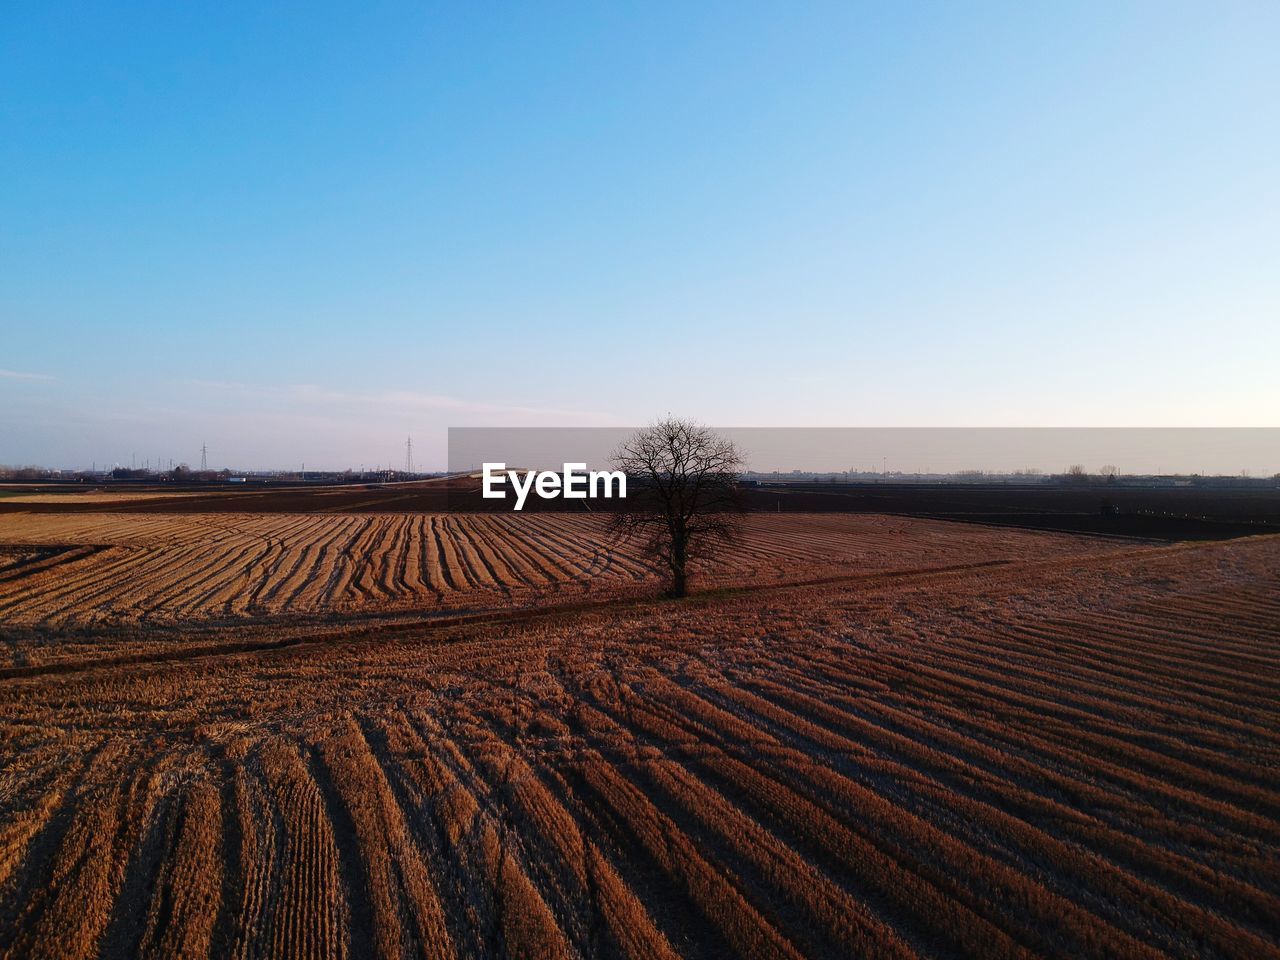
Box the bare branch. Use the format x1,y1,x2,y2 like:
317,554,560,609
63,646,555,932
609,418,744,597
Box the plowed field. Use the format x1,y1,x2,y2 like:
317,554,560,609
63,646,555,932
0,513,1276,959
0,513,1123,627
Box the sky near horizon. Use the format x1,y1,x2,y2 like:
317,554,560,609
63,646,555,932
2,2,1278,470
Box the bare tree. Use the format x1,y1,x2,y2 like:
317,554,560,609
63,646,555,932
610,418,744,597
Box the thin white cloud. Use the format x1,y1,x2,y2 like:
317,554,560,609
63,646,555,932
0,368,54,381
185,379,615,422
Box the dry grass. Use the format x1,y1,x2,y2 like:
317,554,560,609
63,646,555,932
0,492,199,505
0,511,1126,629
0,518,1276,958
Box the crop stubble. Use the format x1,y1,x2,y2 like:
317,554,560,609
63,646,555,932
0,513,1123,628
0,513,1276,959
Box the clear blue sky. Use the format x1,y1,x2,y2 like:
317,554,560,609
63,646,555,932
2,2,1277,469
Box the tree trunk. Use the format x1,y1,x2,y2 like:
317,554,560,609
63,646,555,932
671,565,687,598
669,536,688,597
